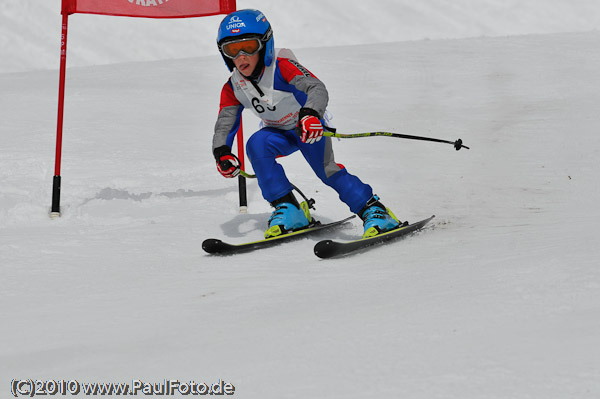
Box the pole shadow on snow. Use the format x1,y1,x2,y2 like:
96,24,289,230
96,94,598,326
80,186,233,206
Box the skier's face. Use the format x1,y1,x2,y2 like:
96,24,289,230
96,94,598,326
234,53,260,78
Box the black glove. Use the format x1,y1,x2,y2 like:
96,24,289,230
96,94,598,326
213,145,240,178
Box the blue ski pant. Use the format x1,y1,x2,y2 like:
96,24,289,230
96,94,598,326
246,127,373,214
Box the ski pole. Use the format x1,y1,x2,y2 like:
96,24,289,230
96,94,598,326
323,130,469,150
237,129,469,179
240,170,256,179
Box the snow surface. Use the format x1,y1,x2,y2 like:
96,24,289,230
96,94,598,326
2,1,600,398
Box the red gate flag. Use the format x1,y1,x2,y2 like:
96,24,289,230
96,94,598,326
52,0,237,217
62,0,236,18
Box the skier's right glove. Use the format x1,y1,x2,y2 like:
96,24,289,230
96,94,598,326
214,145,240,178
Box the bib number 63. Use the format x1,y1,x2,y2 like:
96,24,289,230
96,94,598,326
252,97,276,113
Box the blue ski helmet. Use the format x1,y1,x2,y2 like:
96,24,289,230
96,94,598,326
217,9,274,72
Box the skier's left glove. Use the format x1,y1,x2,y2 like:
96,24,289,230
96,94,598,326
295,108,324,144
214,145,240,178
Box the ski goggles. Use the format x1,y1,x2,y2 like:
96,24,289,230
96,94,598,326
220,38,263,59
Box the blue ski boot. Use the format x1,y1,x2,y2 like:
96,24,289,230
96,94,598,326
359,195,401,238
265,193,312,238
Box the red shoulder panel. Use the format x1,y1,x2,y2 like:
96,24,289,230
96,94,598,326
219,80,240,110
277,58,318,83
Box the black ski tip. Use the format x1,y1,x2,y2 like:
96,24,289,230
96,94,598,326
202,238,223,254
314,214,436,259
314,240,338,259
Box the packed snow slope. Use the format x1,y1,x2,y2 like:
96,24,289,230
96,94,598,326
2,0,600,73
2,29,600,397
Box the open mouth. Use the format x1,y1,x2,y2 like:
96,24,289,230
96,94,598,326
238,62,250,72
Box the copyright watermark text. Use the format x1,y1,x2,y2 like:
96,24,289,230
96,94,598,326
10,379,235,397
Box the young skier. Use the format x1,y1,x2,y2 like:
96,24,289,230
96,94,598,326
212,9,400,239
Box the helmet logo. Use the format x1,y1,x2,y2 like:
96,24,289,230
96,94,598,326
226,15,246,31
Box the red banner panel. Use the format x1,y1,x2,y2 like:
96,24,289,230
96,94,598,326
62,0,236,18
